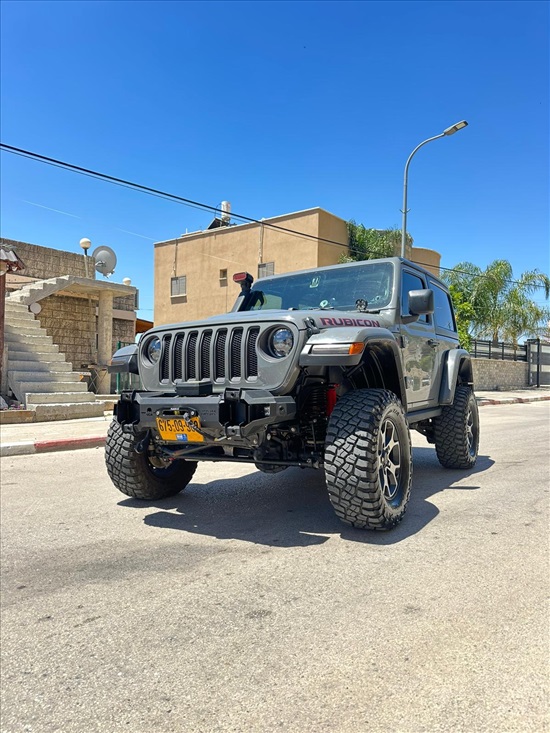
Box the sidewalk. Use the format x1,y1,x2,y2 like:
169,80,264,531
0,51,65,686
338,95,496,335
0,414,113,457
1,389,549,458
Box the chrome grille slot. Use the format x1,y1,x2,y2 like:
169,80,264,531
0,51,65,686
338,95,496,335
200,331,212,379
215,329,228,380
186,331,198,380
230,328,243,378
160,334,172,381
246,327,259,378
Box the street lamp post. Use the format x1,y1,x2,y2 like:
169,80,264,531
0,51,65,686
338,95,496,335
400,120,468,258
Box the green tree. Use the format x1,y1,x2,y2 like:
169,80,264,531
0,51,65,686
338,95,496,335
448,285,475,351
341,222,412,263
443,259,550,346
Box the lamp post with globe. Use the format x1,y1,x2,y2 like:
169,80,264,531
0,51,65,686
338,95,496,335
79,237,92,278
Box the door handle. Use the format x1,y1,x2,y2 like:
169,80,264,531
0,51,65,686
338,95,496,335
427,339,438,348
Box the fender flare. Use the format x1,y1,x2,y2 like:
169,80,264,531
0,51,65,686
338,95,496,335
299,327,407,409
439,349,474,405
108,344,139,374
361,335,408,410
299,326,396,367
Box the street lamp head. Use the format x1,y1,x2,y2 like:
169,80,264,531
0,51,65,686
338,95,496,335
443,120,468,136
400,120,469,257
79,237,92,252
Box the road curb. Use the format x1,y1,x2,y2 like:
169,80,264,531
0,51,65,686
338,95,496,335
477,395,550,407
35,436,107,453
0,441,37,457
1,436,106,458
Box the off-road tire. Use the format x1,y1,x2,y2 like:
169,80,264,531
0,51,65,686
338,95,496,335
105,420,197,500
325,389,412,530
433,385,479,469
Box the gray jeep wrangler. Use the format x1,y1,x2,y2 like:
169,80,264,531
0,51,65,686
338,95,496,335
106,257,479,530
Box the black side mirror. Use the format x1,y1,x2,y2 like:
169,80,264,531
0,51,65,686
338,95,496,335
408,289,434,315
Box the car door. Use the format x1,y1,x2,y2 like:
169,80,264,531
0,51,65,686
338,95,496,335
427,279,460,401
400,269,438,407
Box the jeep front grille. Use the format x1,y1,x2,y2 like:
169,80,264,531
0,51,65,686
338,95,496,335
160,325,260,383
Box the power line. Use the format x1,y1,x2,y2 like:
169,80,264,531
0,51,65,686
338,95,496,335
1,142,549,293
1,143,353,245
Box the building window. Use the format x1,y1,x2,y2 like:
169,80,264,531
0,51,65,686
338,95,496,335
258,262,275,278
171,275,187,297
219,269,228,286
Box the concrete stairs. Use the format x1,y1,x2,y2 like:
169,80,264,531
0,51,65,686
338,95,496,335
4,299,105,421
8,276,73,306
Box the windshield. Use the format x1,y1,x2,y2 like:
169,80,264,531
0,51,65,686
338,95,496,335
244,262,394,312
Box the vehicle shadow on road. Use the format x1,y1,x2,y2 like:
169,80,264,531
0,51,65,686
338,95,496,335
119,445,494,547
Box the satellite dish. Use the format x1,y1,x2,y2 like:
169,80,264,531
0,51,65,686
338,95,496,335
91,245,117,277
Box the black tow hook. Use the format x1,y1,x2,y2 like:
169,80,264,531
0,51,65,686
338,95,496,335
135,430,152,455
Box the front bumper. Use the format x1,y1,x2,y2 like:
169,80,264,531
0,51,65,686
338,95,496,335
115,388,296,443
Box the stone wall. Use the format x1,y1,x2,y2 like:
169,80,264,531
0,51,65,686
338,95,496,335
38,294,136,369
0,238,92,280
113,317,135,350
113,294,136,350
38,295,96,369
114,294,135,312
472,358,529,390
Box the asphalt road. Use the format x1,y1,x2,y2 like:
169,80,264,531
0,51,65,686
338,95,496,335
1,402,549,733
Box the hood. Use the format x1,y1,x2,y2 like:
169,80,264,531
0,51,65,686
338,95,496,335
150,308,394,335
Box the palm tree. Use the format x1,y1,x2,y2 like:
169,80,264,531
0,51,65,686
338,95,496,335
443,259,550,346
500,289,550,349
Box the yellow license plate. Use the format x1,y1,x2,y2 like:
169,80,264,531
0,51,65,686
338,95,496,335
156,416,204,443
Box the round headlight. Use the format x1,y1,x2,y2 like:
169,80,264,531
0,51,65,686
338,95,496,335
270,328,294,358
146,336,161,363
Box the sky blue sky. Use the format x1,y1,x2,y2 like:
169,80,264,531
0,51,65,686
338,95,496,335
1,0,548,318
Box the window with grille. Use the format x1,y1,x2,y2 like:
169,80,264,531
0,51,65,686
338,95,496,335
171,275,187,297
219,269,228,286
258,262,275,278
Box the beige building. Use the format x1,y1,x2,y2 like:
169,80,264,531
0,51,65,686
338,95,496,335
154,208,441,324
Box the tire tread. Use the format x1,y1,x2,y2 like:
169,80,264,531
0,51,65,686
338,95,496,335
434,385,479,469
325,389,412,530
105,420,196,500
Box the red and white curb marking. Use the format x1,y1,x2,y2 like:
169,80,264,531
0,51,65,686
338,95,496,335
1,436,106,457
477,396,550,406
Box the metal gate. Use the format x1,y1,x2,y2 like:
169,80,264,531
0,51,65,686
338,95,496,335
527,339,550,387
